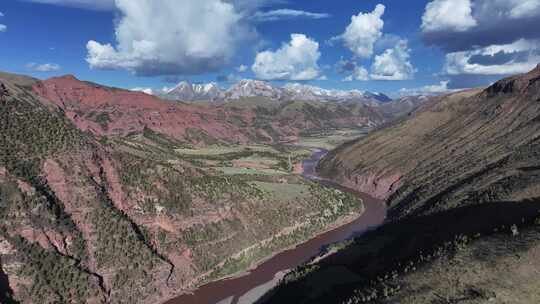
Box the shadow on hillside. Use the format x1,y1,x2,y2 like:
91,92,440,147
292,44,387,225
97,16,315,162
258,198,540,304
0,259,17,304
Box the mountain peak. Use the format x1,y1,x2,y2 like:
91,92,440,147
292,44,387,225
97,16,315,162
54,74,79,81
163,81,222,101
226,79,283,100
485,64,540,97
527,63,540,78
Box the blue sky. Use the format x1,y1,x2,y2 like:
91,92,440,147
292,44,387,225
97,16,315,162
0,0,539,96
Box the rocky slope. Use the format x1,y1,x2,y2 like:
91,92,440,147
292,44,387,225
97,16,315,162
261,65,540,303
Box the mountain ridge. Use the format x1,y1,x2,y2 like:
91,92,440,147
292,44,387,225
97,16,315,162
158,78,393,104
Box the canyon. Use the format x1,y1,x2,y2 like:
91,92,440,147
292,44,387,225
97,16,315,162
0,71,411,304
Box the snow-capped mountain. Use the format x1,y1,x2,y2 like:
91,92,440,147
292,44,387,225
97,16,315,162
131,87,154,95
224,79,286,100
159,79,393,104
162,81,223,101
283,83,391,103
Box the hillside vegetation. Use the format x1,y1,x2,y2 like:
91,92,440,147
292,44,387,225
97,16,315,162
262,65,540,303
0,72,367,304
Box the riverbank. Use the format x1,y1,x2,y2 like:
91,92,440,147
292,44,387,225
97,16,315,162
163,148,386,304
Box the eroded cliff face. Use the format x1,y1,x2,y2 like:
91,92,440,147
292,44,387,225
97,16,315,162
318,158,402,200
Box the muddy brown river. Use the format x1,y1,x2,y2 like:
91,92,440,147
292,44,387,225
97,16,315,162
165,149,386,304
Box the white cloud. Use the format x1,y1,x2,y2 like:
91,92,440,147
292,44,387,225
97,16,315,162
332,4,385,58
371,40,415,80
422,0,477,33
252,33,321,81
508,0,540,19
131,87,154,95
252,9,330,22
26,62,62,72
236,64,248,72
24,0,115,10
0,11,5,32
343,66,369,82
399,80,457,96
86,0,252,76
422,0,540,52
444,39,540,75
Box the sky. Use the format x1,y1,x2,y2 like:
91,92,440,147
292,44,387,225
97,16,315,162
0,0,539,96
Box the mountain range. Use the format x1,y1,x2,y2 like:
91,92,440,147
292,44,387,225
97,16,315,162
157,79,392,103
3,65,540,304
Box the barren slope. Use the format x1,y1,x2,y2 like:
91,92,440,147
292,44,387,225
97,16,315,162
319,65,540,218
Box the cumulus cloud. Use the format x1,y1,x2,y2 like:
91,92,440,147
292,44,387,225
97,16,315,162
332,4,385,58
422,0,540,52
252,9,330,22
371,40,416,81
86,0,253,76
24,0,115,10
335,58,356,74
443,39,540,75
343,66,369,82
0,11,5,32
26,62,62,72
26,0,283,12
252,33,321,80
131,87,154,95
421,0,477,33
509,0,540,18
236,64,248,72
399,80,458,96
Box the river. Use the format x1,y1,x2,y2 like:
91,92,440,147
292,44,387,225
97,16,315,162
164,149,386,304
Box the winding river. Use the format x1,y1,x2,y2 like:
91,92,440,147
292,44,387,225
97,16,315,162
165,149,386,304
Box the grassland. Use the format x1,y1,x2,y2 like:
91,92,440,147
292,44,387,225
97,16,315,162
174,145,280,156
298,128,369,150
